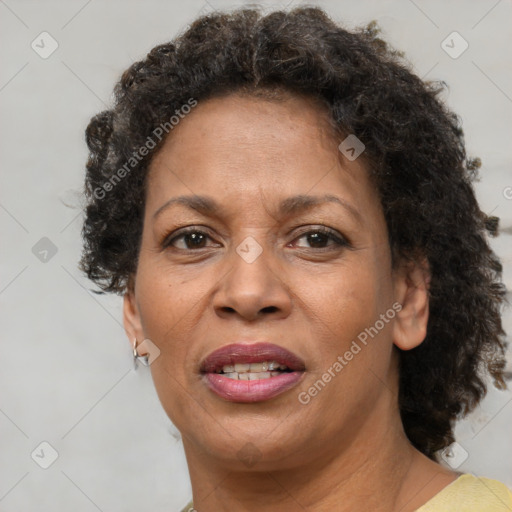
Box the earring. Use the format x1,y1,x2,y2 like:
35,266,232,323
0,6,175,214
133,338,150,369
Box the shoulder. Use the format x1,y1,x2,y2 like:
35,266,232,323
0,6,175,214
416,473,512,511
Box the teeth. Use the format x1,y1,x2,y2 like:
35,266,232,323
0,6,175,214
249,362,265,372
223,360,287,375
223,371,277,381
250,372,272,380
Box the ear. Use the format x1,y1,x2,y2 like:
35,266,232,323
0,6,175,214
392,258,431,351
123,286,146,352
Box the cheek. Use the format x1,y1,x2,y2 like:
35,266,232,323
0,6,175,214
298,261,386,332
296,257,395,383
133,252,231,385
136,268,209,343
133,260,213,427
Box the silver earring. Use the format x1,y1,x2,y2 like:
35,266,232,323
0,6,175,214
133,338,150,369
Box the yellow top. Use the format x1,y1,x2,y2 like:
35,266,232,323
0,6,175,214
180,473,512,511
415,473,512,511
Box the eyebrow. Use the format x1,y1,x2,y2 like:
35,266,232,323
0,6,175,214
152,193,362,223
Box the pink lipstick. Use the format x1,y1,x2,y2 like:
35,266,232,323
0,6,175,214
200,342,305,403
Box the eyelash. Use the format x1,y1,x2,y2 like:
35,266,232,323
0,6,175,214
162,226,349,251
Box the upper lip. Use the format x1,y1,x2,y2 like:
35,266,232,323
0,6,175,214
200,342,306,373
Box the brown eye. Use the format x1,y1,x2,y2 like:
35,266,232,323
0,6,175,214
291,227,349,249
163,228,219,250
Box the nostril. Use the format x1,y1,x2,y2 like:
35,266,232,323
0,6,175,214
261,306,278,313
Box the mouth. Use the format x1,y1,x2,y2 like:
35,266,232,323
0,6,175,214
200,342,306,403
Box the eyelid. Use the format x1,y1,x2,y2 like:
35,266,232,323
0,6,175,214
161,225,218,247
291,225,350,247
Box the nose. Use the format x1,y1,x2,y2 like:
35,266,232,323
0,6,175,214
213,240,292,322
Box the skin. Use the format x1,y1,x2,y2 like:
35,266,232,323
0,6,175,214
123,92,458,511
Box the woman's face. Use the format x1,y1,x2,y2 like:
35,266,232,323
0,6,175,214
124,92,425,471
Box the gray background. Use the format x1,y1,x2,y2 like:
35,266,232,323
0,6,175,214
1,0,511,510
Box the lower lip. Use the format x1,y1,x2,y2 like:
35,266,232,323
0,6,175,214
203,371,304,403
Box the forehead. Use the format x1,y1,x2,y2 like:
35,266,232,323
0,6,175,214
145,92,378,219
151,92,339,165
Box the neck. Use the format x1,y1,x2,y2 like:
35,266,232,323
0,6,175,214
181,401,453,511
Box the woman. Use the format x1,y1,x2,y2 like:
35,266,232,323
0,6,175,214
80,6,511,511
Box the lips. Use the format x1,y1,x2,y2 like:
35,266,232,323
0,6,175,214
200,342,306,403
200,342,306,373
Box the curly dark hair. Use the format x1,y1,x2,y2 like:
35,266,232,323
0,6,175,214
80,6,507,460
